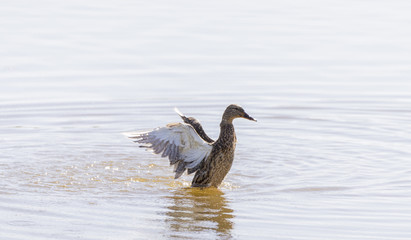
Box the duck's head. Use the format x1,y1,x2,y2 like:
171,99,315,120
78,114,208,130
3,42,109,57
222,104,257,123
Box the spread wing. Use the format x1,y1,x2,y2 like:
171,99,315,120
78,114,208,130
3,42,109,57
174,108,214,143
125,123,212,179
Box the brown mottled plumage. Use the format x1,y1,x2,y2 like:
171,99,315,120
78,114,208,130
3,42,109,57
191,105,256,187
126,104,256,188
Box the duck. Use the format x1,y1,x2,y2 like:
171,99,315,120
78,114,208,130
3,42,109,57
126,104,256,188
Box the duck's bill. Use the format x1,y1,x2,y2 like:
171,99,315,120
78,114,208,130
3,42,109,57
243,112,257,122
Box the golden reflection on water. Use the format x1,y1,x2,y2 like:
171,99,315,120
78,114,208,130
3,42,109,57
164,188,234,239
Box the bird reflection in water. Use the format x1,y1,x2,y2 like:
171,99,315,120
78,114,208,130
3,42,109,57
164,187,234,239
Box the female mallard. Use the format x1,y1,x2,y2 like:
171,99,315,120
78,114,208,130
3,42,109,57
126,104,256,188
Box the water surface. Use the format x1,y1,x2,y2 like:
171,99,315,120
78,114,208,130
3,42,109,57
1,0,411,239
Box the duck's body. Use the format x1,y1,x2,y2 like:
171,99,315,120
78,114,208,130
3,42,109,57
192,122,236,187
126,104,256,188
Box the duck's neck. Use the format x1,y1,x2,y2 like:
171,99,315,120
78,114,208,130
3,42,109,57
216,120,236,147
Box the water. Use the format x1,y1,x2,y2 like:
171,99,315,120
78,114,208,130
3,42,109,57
1,0,411,239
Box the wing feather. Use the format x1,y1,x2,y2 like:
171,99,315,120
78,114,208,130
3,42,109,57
124,123,212,179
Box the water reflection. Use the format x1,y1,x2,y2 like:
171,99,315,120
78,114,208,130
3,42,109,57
164,188,234,239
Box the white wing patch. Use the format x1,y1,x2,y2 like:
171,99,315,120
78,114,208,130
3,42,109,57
124,123,212,179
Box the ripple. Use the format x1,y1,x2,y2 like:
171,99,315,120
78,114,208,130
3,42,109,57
279,186,351,193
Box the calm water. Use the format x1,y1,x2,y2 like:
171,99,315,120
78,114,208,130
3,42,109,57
1,0,411,239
